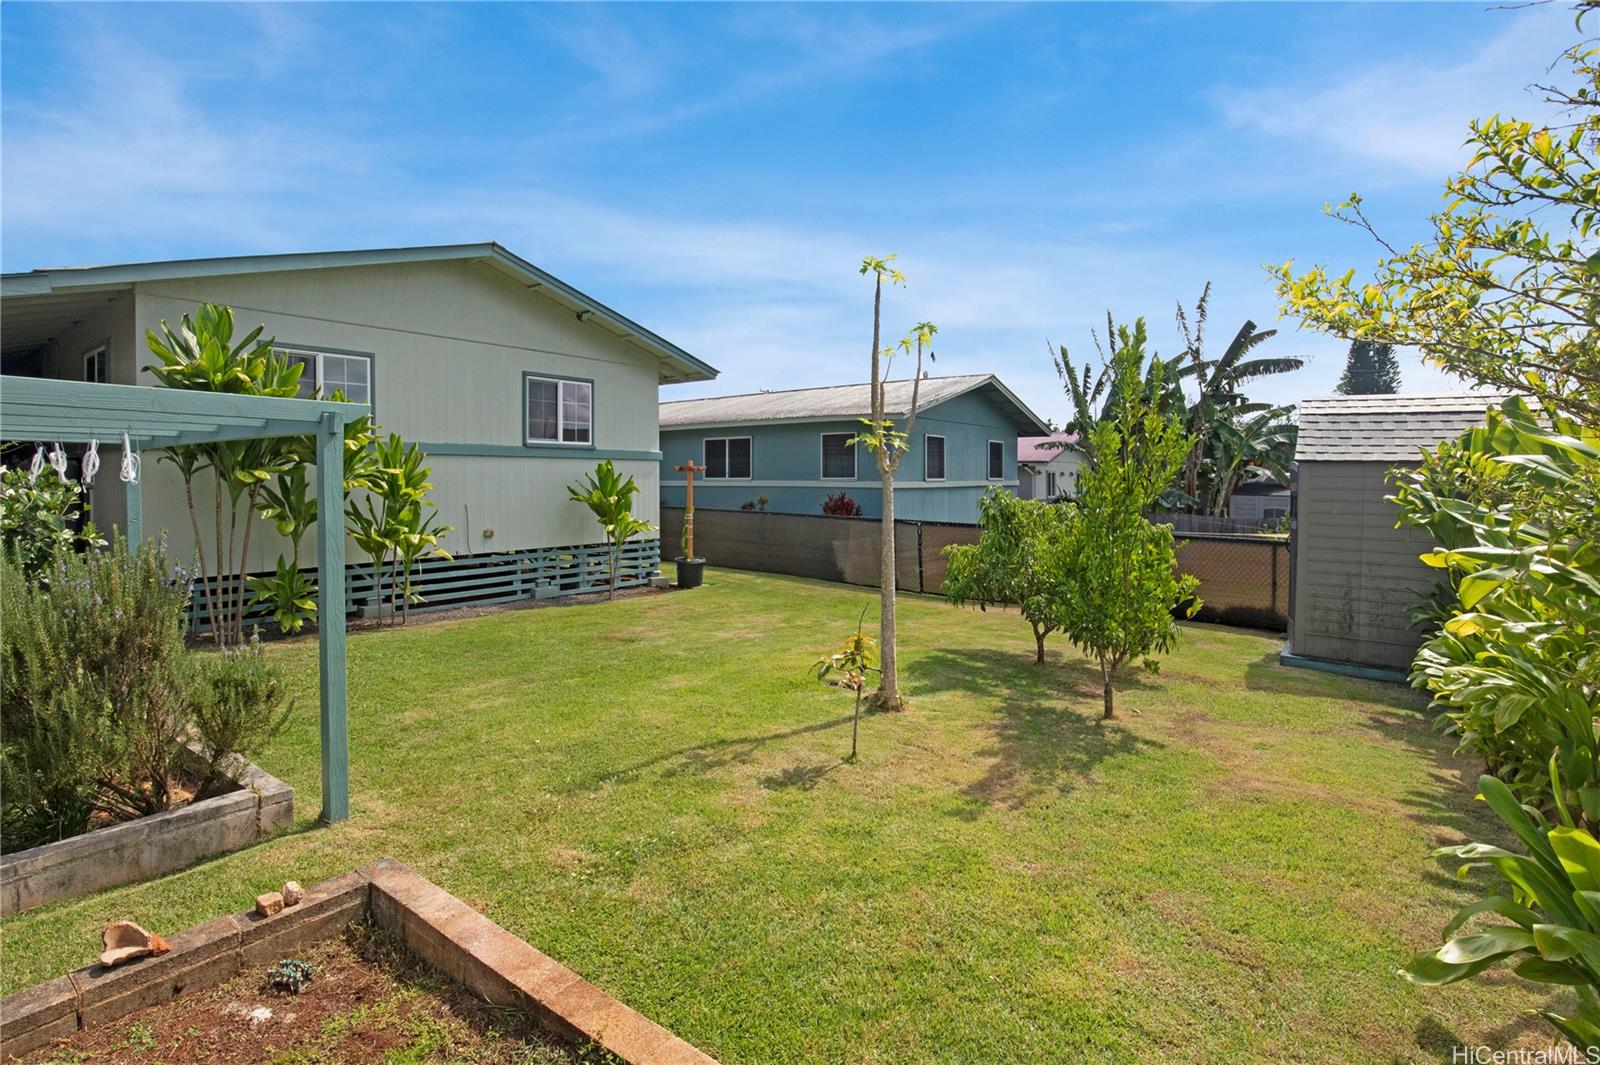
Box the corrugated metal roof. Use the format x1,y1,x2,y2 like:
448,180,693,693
659,374,1052,434
1017,433,1078,463
1297,393,1508,462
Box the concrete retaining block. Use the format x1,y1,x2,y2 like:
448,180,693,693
2,859,718,1065
0,760,293,916
367,858,717,1064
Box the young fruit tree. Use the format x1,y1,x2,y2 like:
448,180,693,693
813,609,880,762
851,254,935,712
1055,321,1200,718
942,487,1073,665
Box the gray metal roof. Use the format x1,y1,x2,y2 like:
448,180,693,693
1297,392,1508,462
0,243,718,385
658,373,1053,434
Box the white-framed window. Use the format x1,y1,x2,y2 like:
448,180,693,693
987,440,1005,481
924,434,946,481
525,374,592,446
821,433,856,480
1045,471,1058,497
82,345,108,384
704,436,752,480
281,348,372,405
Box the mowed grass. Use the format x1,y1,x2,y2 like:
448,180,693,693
0,568,1560,1062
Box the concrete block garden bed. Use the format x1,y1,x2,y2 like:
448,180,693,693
0,858,718,1065
0,759,294,916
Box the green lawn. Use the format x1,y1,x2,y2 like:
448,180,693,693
0,568,1559,1062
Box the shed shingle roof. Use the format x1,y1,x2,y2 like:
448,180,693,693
1296,392,1508,462
659,374,1052,434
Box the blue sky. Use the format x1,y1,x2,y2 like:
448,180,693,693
0,2,1573,418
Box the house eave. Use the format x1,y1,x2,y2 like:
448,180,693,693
0,243,718,385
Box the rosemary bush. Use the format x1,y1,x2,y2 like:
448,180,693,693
1,536,290,851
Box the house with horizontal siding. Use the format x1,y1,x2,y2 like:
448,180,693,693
0,243,717,605
659,374,1052,522
1226,479,1291,523
1016,433,1082,500
1286,392,1504,676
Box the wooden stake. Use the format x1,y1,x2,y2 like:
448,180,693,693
673,459,706,559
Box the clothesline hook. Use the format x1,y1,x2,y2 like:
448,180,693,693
119,431,141,485
81,438,101,488
48,441,69,484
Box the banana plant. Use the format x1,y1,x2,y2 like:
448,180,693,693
568,460,653,600
1404,770,1600,1051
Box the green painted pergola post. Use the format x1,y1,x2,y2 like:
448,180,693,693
2,376,363,826
315,411,350,823
122,468,143,548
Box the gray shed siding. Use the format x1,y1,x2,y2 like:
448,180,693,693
1289,461,1436,671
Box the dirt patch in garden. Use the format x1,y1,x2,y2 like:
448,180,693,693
18,922,580,1065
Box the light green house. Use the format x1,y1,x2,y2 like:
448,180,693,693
0,244,718,608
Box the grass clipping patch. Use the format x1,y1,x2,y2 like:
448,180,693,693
22,922,583,1064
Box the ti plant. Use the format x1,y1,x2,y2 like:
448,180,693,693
145,303,303,647
347,433,452,623
1403,770,1600,1052
813,608,880,762
569,460,655,600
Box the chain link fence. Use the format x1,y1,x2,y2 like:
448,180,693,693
662,506,1288,630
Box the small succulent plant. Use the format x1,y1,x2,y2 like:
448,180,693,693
267,958,314,994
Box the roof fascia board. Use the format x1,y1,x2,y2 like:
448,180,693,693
958,376,1053,436
1,243,718,384
483,245,716,382
1,245,492,297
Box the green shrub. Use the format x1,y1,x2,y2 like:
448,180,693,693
943,488,1073,665
188,636,293,798
0,465,103,583
1392,399,1600,822
1,536,292,850
1404,773,1600,1052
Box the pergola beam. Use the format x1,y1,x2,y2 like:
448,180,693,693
0,375,365,825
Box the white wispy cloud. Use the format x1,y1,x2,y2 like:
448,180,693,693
0,2,1497,414
1211,7,1571,178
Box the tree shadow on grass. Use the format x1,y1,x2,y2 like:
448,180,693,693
759,759,848,791
568,713,857,792
908,648,1162,817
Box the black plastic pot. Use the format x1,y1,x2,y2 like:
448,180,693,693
675,557,706,589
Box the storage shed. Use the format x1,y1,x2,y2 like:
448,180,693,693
1285,393,1504,678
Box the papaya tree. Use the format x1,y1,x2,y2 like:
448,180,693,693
851,254,935,711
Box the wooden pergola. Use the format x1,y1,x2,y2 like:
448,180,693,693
0,375,368,822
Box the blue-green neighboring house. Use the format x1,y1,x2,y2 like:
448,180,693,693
659,374,1052,522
